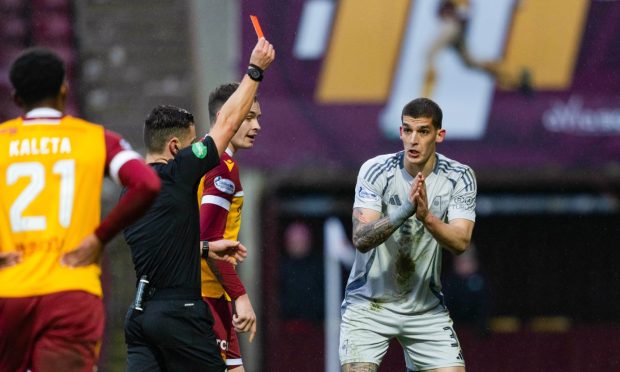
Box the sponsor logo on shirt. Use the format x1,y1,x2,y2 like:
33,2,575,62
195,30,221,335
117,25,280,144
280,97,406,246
0,127,17,135
214,176,235,194
358,186,380,202
192,142,208,158
452,194,475,209
216,338,229,351
389,195,402,206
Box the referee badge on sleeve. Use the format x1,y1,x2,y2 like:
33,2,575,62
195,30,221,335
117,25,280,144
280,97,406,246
192,142,208,158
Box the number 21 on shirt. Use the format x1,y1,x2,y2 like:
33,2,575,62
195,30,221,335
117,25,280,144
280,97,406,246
6,159,75,232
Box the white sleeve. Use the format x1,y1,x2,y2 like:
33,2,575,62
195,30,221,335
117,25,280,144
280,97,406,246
447,166,477,222
353,158,385,213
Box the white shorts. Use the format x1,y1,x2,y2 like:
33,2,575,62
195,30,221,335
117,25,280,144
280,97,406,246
339,302,465,371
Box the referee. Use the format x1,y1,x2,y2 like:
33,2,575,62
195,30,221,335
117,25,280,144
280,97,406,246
122,38,275,371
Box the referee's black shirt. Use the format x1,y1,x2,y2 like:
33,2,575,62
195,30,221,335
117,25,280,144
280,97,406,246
123,136,219,296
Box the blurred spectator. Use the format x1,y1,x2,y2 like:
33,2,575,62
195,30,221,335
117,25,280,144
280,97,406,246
279,221,324,322
443,243,491,337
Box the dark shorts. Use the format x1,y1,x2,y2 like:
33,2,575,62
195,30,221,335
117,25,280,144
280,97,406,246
0,291,104,372
125,293,226,372
204,296,243,368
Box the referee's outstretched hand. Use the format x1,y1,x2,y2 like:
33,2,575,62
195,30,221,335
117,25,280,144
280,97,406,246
249,37,275,72
208,239,248,264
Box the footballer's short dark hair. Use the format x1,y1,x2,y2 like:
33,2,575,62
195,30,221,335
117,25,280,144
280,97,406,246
208,82,240,126
144,105,195,153
9,48,65,106
401,98,443,129
208,82,258,127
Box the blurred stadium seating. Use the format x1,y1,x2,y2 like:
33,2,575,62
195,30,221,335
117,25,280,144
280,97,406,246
0,0,77,120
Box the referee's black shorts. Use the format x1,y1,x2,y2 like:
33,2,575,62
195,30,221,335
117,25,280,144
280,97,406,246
124,288,225,372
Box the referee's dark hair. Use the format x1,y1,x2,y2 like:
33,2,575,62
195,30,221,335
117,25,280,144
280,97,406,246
402,97,443,129
144,105,195,153
10,47,65,106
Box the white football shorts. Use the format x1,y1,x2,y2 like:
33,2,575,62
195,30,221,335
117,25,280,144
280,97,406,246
339,302,465,371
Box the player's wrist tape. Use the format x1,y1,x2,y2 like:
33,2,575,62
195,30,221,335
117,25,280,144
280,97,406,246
201,241,209,259
388,199,417,226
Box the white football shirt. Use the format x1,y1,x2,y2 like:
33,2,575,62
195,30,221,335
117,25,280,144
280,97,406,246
343,152,477,314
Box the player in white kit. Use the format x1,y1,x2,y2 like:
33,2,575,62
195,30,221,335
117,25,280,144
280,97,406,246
340,98,476,372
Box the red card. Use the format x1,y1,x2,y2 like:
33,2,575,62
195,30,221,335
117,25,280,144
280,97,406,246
250,15,264,39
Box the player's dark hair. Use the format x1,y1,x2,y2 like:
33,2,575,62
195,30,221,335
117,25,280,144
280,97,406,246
401,98,443,129
9,47,65,106
208,82,240,126
208,82,258,127
144,105,195,153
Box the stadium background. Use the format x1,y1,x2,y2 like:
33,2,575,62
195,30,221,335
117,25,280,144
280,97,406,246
1,0,619,371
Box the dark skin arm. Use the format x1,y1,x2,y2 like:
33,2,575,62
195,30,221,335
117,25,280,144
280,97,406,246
0,251,22,269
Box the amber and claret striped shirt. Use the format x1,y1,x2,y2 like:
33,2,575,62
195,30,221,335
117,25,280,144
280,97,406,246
198,148,246,300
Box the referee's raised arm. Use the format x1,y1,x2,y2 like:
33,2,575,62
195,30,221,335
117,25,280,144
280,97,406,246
209,37,275,156
122,36,276,372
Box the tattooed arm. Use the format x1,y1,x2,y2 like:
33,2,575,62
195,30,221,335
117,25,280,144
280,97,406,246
352,174,421,253
352,208,398,253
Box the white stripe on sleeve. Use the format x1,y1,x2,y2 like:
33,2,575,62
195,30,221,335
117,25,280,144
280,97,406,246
109,150,142,185
225,358,243,366
201,195,231,211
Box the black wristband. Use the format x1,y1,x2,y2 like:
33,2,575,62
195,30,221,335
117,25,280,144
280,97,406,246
249,63,264,73
201,241,209,259
247,64,264,82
